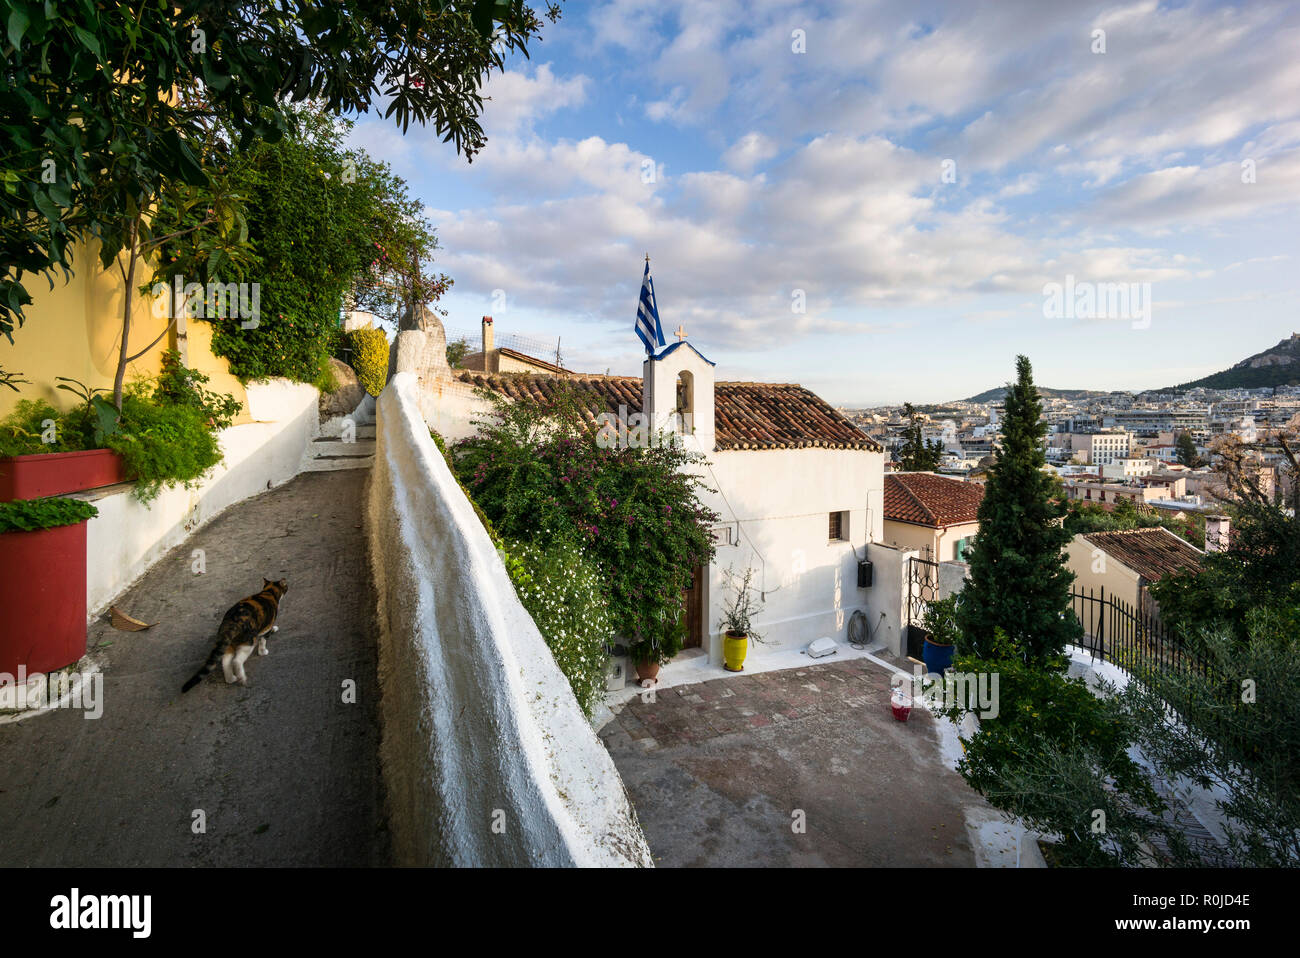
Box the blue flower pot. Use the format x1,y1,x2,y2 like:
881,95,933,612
923,639,955,675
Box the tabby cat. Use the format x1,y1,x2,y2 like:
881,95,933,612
181,579,288,692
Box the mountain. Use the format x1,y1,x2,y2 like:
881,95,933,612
1162,333,1300,392
960,386,1112,404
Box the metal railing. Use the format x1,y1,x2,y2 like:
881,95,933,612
1070,586,1209,681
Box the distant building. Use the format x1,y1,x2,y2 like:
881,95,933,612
1065,475,1186,505
1070,430,1132,466
459,316,572,376
1101,457,1154,480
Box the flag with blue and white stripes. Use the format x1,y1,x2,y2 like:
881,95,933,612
635,257,666,354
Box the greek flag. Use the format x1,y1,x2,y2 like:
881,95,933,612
635,258,666,354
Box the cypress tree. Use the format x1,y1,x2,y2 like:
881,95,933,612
957,355,1081,663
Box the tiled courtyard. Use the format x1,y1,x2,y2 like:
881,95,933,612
600,655,1001,867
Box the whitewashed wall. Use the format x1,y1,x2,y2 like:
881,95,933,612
701,446,887,660
867,542,916,657
84,380,319,617
366,373,652,867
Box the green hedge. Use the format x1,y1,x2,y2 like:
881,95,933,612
349,327,389,396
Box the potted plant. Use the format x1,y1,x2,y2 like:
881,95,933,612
0,496,99,675
718,566,764,672
920,594,960,676
627,620,685,684
0,355,241,505
0,380,127,501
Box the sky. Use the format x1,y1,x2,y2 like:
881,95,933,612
345,0,1300,406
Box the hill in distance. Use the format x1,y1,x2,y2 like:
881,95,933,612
959,385,1112,404
1161,333,1300,392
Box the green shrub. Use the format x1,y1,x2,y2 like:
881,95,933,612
506,538,613,717
107,392,224,503
627,619,685,667
349,327,389,397
0,400,88,457
201,107,447,387
0,497,98,533
155,351,242,431
943,651,1187,866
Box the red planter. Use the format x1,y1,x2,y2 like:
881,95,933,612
0,520,89,675
0,449,127,502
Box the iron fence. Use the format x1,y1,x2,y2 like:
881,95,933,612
1070,586,1210,682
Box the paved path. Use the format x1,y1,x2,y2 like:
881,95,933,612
0,470,388,867
601,656,987,867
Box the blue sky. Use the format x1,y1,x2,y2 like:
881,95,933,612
346,0,1300,405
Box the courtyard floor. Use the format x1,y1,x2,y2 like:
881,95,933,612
600,654,1021,867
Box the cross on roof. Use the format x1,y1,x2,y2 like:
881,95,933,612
674,324,688,342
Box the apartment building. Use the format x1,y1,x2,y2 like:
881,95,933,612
1069,430,1133,466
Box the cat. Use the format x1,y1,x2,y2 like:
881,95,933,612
181,579,288,692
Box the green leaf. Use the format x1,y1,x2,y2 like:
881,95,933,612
71,25,103,60
7,6,31,49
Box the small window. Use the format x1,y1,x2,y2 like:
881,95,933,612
828,511,847,541
712,524,734,546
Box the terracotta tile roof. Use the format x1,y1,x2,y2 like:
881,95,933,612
712,382,879,450
884,472,985,528
452,372,880,451
1082,528,1204,582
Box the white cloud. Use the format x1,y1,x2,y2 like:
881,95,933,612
479,63,589,134
722,132,778,173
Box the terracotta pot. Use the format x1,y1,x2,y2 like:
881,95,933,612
0,520,89,674
0,449,127,502
634,660,660,682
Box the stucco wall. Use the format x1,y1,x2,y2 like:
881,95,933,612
2,239,251,423
864,542,916,657
1066,534,1143,634
702,446,886,659
882,519,979,562
2,239,173,420
81,380,319,617
366,373,651,867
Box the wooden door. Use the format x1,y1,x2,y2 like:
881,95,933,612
680,564,704,648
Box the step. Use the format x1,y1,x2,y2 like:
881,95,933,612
318,420,376,439
301,455,374,472
311,438,376,457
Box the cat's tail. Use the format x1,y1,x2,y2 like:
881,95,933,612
181,645,224,693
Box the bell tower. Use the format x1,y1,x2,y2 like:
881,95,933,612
642,336,716,451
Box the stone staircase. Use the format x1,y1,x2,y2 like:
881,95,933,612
302,398,377,472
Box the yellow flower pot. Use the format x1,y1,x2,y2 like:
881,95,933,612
723,630,749,672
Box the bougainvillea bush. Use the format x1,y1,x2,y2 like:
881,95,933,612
451,385,717,648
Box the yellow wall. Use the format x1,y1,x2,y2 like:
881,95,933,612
882,519,979,561
1066,534,1143,609
1,240,249,422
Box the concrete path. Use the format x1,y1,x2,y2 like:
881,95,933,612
0,470,388,867
601,657,989,867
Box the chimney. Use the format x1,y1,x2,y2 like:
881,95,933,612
481,316,494,355
1205,514,1230,553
